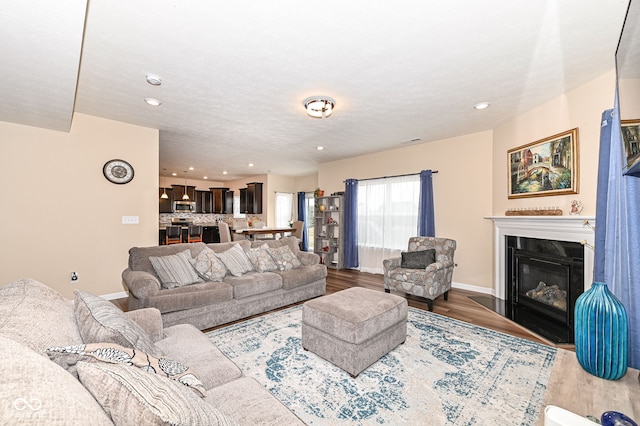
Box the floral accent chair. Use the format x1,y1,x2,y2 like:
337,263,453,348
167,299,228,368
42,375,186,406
383,237,457,311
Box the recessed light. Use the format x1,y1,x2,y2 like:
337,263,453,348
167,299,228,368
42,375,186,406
145,74,162,86
203,176,208,180
474,102,490,110
317,146,324,151
223,171,228,175
144,97,162,106
248,163,254,167
188,166,194,171
171,172,177,176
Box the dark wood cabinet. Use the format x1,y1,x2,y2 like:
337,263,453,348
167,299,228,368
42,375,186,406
171,184,196,202
239,182,263,214
159,188,173,213
210,187,233,214
196,190,212,213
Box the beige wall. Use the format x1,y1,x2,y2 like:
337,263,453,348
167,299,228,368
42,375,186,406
492,70,617,216
318,131,495,290
0,113,158,298
619,78,640,120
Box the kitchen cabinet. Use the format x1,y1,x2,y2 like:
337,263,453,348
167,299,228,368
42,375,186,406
314,195,344,269
171,184,196,202
196,190,213,213
210,187,233,214
239,182,263,214
159,188,173,213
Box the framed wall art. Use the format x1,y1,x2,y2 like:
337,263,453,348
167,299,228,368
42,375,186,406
622,119,640,174
508,128,579,199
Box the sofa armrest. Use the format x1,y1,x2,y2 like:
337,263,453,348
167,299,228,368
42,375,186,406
122,269,161,299
425,260,454,274
124,308,164,343
297,251,320,266
383,257,402,275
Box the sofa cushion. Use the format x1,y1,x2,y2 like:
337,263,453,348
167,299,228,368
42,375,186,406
216,244,254,276
400,249,436,269
129,242,207,276
154,324,243,389
245,244,278,272
74,290,156,353
145,281,234,314
267,245,301,271
225,272,283,299
0,335,113,425
77,362,231,426
189,246,227,282
0,278,83,354
47,342,206,397
276,264,327,290
149,249,203,289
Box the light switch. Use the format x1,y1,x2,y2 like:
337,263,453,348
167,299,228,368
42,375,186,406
122,216,139,225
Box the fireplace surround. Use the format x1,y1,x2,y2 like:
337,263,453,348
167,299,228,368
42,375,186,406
482,216,595,343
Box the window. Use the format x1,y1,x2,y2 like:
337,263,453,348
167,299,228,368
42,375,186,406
232,195,246,218
356,174,420,273
305,193,315,251
275,192,293,228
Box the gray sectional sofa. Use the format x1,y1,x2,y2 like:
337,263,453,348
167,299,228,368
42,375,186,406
122,236,327,330
0,278,305,425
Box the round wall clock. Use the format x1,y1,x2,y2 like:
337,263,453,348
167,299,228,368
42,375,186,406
103,159,134,184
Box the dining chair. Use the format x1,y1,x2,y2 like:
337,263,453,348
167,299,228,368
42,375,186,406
217,222,232,243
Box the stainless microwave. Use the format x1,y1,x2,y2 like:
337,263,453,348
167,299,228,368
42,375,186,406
173,201,196,212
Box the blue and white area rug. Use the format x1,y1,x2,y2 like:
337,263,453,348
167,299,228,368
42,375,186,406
207,305,556,425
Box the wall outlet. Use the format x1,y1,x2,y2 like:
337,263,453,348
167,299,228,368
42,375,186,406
122,216,139,225
70,272,78,283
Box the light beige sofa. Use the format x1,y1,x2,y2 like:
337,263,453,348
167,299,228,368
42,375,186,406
0,278,305,425
123,236,327,330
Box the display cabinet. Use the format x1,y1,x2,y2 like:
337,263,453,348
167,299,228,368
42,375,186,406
314,194,344,269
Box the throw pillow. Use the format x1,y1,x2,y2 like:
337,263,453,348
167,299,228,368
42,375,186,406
400,249,436,269
47,342,206,397
216,244,254,277
267,245,302,271
190,247,227,282
244,244,278,273
73,290,156,354
76,362,232,426
149,249,203,289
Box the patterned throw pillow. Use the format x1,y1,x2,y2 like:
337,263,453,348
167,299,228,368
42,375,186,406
400,249,436,269
190,247,227,282
76,362,232,426
245,244,278,273
216,244,255,276
149,249,203,289
47,342,206,397
73,290,156,354
267,245,302,271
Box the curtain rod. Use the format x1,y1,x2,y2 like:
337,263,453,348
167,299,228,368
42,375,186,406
343,170,438,183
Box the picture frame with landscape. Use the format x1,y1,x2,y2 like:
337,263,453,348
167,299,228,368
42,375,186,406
622,119,640,172
508,128,579,199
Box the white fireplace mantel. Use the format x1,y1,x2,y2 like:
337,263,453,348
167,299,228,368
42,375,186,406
485,215,596,299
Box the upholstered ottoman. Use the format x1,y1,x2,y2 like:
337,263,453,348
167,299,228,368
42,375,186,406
301,287,408,377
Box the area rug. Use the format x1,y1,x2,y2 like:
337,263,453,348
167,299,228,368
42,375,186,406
207,305,556,425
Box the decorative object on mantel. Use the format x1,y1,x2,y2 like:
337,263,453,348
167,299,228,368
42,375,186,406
505,207,562,216
507,128,579,199
570,200,584,215
574,281,628,380
314,188,324,197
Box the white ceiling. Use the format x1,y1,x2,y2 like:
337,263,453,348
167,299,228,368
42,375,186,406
0,1,631,181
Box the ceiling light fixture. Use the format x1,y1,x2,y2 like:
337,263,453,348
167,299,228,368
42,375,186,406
304,96,335,118
223,171,228,175
182,171,189,200
317,146,324,151
474,102,490,110
144,97,162,106
145,74,162,86
248,163,254,167
160,168,169,199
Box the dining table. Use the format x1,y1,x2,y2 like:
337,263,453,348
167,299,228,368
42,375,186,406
234,227,294,240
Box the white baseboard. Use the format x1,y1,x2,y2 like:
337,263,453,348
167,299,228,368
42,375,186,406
451,281,494,295
101,291,128,300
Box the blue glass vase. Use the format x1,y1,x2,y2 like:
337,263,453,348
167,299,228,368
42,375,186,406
574,282,628,380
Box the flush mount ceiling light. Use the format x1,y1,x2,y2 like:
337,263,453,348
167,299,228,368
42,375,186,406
144,97,162,106
145,74,162,86
304,96,335,118
474,102,490,110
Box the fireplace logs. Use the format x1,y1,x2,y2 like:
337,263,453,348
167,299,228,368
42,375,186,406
525,281,567,311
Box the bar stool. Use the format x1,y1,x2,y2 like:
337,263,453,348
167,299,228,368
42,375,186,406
165,225,183,245
187,225,203,243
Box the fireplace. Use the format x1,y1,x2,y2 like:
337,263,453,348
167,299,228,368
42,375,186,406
482,216,595,344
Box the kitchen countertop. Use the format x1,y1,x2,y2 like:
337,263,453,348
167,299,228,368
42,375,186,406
159,223,220,231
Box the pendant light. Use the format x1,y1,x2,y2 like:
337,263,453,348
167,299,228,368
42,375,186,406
182,171,189,200
160,168,169,199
